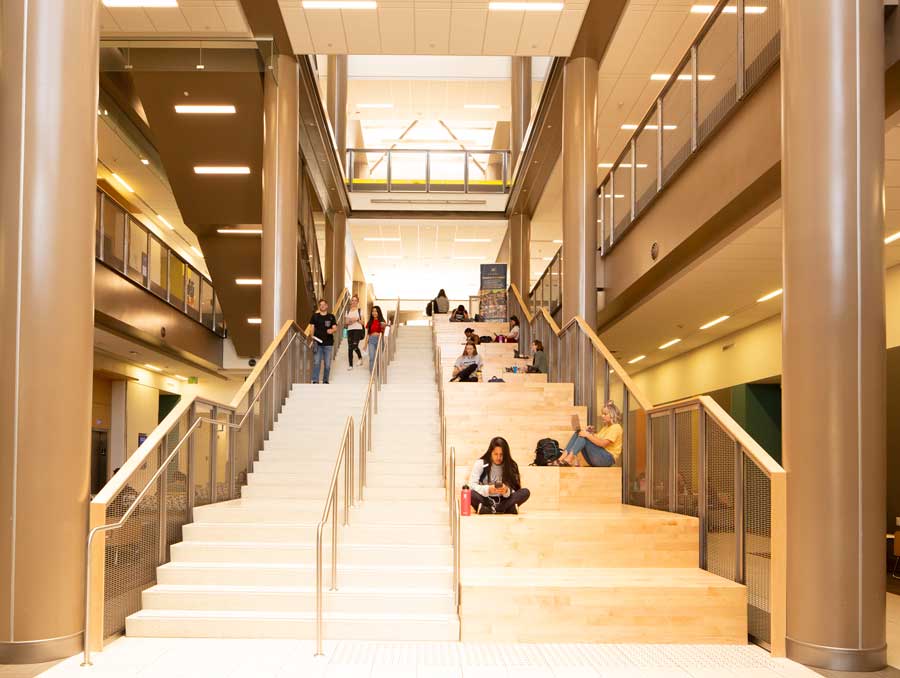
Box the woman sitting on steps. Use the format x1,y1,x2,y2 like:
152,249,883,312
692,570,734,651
556,401,623,468
468,437,531,514
450,342,482,382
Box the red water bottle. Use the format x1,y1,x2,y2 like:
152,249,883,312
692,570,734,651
460,484,471,516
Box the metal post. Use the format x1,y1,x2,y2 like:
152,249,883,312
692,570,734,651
621,390,630,503
387,150,392,192
668,410,677,513
246,384,256,474
609,171,616,243
347,150,354,192
629,138,637,222
463,151,470,194
157,440,169,565
691,44,699,151
187,402,197,521
315,523,324,655
656,97,664,190
209,406,218,504
330,490,338,590
736,0,745,100
645,413,654,509
425,151,431,192
227,410,236,499
734,440,745,583
698,407,708,569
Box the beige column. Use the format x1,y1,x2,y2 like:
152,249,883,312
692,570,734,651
509,213,532,297
261,54,299,348
561,57,598,324
782,0,886,671
0,0,98,663
326,55,348,165
329,212,347,307
510,56,532,168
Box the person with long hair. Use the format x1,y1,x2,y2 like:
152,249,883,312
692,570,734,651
528,339,547,374
450,342,482,382
344,294,365,369
450,304,469,322
557,401,623,467
495,315,519,343
366,305,386,371
467,437,530,514
434,289,450,314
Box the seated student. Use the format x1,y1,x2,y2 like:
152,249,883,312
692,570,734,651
450,304,469,322
434,289,450,314
468,437,531,514
463,328,481,345
494,315,520,343
557,401,623,467
527,339,548,373
450,342,482,382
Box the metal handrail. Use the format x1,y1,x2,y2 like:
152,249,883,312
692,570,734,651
82,322,310,666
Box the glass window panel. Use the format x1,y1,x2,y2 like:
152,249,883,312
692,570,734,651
350,149,387,192
102,196,126,272
611,162,632,236
429,152,466,193
214,294,225,335
661,63,693,184
95,191,103,259
697,1,739,145
149,236,167,299
169,256,185,309
387,150,427,192
127,218,149,286
634,110,659,215
200,279,215,330
467,152,505,194
185,267,200,320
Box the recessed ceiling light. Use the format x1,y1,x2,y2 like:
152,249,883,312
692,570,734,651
757,289,783,303
174,104,236,114
143,363,163,372
235,278,262,285
659,338,681,349
885,231,900,244
111,173,134,192
156,214,174,230
650,73,716,81
552,239,563,244
691,4,767,14
700,315,730,330
602,194,626,199
598,162,649,169
303,0,376,7
455,238,492,243
454,256,486,260
370,255,402,259
627,355,646,365
174,375,189,382
489,2,563,10
217,228,262,235
140,158,150,165
357,103,393,109
621,124,677,131
103,0,178,6
363,237,401,242
194,166,251,175
247,318,262,325
464,104,501,109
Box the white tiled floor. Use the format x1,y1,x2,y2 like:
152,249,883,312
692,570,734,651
41,639,823,678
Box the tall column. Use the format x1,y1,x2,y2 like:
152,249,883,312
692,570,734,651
326,55,348,166
782,0,886,671
509,213,532,297
329,212,347,307
561,57,598,324
0,0,98,662
261,54,299,348
511,56,532,169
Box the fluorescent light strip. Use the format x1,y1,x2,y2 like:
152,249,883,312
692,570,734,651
143,363,163,372
235,278,262,285
552,239,563,244
885,231,900,244
700,315,730,330
627,355,646,365
659,338,681,350
455,238,492,243
140,158,150,165
650,73,716,81
691,4,767,14
103,0,178,6
217,228,262,235
489,1,564,10
156,214,174,230
111,173,134,192
194,166,251,175
357,103,394,109
363,237,401,242
175,104,236,114
603,194,626,199
174,375,189,382
303,0,376,7
598,162,648,169
454,256,486,260
757,288,783,303
464,104,501,109
370,255,402,259
621,124,677,131
247,318,262,325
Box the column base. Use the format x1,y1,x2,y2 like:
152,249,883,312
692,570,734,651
786,636,886,672
0,631,83,664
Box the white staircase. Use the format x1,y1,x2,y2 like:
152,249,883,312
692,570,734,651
127,329,459,640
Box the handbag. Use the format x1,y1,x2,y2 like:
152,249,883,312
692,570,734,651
342,327,348,339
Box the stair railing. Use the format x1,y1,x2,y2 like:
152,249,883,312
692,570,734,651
507,283,786,655
81,310,333,665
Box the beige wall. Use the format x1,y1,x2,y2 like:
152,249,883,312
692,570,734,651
91,376,112,431
125,381,159,460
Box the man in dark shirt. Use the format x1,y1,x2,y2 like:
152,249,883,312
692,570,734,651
309,299,337,384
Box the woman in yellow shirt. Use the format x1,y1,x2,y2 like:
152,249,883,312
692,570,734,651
557,401,623,467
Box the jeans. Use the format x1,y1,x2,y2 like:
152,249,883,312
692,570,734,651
368,333,381,370
312,344,333,383
470,488,531,514
347,329,364,366
565,431,615,467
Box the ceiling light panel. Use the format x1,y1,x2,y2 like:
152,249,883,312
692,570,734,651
627,355,646,365
691,5,767,14
111,173,134,192
247,318,262,325
217,228,262,235
757,289,783,302
102,0,178,6
489,2,564,10
174,105,236,114
659,338,681,349
235,278,262,285
699,315,730,330
303,0,377,7
194,166,251,175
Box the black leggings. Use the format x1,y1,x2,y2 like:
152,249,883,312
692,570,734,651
451,363,478,382
347,329,364,366
471,488,531,514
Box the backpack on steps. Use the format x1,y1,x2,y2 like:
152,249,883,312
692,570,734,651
532,438,561,466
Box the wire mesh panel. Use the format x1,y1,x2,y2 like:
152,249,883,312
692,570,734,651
697,1,739,145
661,60,693,183
674,408,700,517
215,409,231,500
705,416,737,581
192,404,213,507
650,413,671,510
744,454,773,645
744,0,780,91
634,112,658,214
165,412,190,560
626,396,647,506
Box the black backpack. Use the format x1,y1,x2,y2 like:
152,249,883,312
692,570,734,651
532,438,561,466
426,300,434,316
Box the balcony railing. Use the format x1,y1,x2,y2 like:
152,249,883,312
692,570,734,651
346,148,511,194
528,246,562,317
598,0,780,254
95,187,226,337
